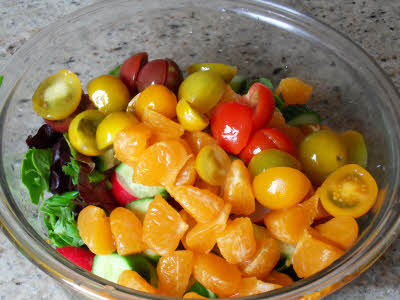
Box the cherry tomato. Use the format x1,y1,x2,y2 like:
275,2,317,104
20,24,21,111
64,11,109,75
187,63,237,83
239,128,297,165
253,167,312,210
126,93,141,113
211,102,253,155
165,59,183,93
176,99,209,132
87,75,131,114
32,69,82,120
320,164,378,218
136,59,167,92
240,83,275,131
96,112,139,150
135,84,177,120
119,52,148,95
298,130,347,185
195,144,231,186
178,71,225,113
341,130,367,168
68,110,105,156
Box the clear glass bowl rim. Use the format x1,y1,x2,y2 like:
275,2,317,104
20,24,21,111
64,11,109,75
0,0,399,299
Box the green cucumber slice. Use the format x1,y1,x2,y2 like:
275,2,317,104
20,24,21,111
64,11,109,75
287,111,321,126
94,148,119,172
126,197,155,222
142,248,161,265
188,281,218,298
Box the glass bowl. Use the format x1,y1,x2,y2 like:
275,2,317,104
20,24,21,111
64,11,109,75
0,0,399,299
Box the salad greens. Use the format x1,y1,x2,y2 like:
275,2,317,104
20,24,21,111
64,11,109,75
62,158,80,185
109,65,121,76
40,191,83,247
0,75,3,87
188,281,219,298
21,148,52,204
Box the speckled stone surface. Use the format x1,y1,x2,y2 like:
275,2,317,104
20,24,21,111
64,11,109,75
0,0,399,299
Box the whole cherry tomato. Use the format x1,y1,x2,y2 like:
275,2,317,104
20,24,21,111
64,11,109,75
240,82,275,131
211,102,253,155
239,127,297,164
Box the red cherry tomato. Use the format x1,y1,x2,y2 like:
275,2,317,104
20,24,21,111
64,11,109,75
211,102,253,155
240,82,275,131
239,128,297,164
119,52,148,95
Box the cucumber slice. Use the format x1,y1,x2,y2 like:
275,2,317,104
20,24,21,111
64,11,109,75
287,111,321,126
94,148,119,172
275,241,295,272
92,253,157,286
115,163,167,198
126,197,155,222
187,281,218,298
142,248,161,265
229,75,247,94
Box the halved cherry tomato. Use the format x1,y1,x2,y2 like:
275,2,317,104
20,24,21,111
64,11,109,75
240,83,275,131
119,52,148,95
187,63,237,83
165,59,184,93
176,99,209,132
211,102,253,155
341,130,367,168
32,69,82,120
136,59,168,92
320,164,378,218
239,128,297,164
68,110,105,156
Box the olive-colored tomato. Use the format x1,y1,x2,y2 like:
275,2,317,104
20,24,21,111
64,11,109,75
176,99,209,132
87,75,131,114
32,69,82,120
135,84,177,120
187,63,237,83
320,164,378,218
341,130,367,168
178,71,225,113
298,130,347,185
195,144,231,186
68,110,105,156
248,149,301,178
96,112,139,150
253,167,311,210
119,52,148,95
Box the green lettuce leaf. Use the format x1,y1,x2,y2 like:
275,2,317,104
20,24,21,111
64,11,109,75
109,65,121,76
0,75,3,87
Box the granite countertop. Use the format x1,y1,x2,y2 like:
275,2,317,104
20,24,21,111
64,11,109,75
0,0,399,299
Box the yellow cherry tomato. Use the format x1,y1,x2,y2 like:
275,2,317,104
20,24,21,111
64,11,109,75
68,110,105,156
96,112,139,150
320,164,378,218
178,71,225,113
195,144,231,186
135,84,177,120
126,93,141,113
187,63,237,83
253,167,312,210
87,75,130,114
32,69,82,120
341,130,367,168
176,99,209,131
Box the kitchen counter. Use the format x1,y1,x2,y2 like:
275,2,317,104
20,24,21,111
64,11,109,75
0,0,399,299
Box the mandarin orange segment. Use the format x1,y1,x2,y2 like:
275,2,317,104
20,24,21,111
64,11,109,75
179,209,197,250
238,236,280,279
193,253,242,297
195,177,220,196
186,203,231,254
176,156,197,186
133,139,189,187
223,159,255,215
292,228,344,278
168,185,224,223
263,271,294,287
182,131,217,155
113,123,152,167
157,250,194,297
184,292,207,299
77,205,116,255
276,77,313,105
143,195,189,256
252,223,272,241
300,188,331,222
315,216,358,250
110,207,145,255
117,270,158,294
231,277,281,297
142,108,184,143
216,217,257,264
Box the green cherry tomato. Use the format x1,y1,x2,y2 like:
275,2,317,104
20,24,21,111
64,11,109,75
96,112,139,150
32,69,82,120
187,63,237,83
248,149,301,178
298,130,347,185
178,71,225,113
341,130,367,168
87,75,131,114
68,110,105,156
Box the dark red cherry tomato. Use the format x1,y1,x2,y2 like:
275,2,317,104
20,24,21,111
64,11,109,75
119,52,148,95
136,59,168,92
240,82,275,131
239,127,297,164
211,102,253,155
165,59,183,93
